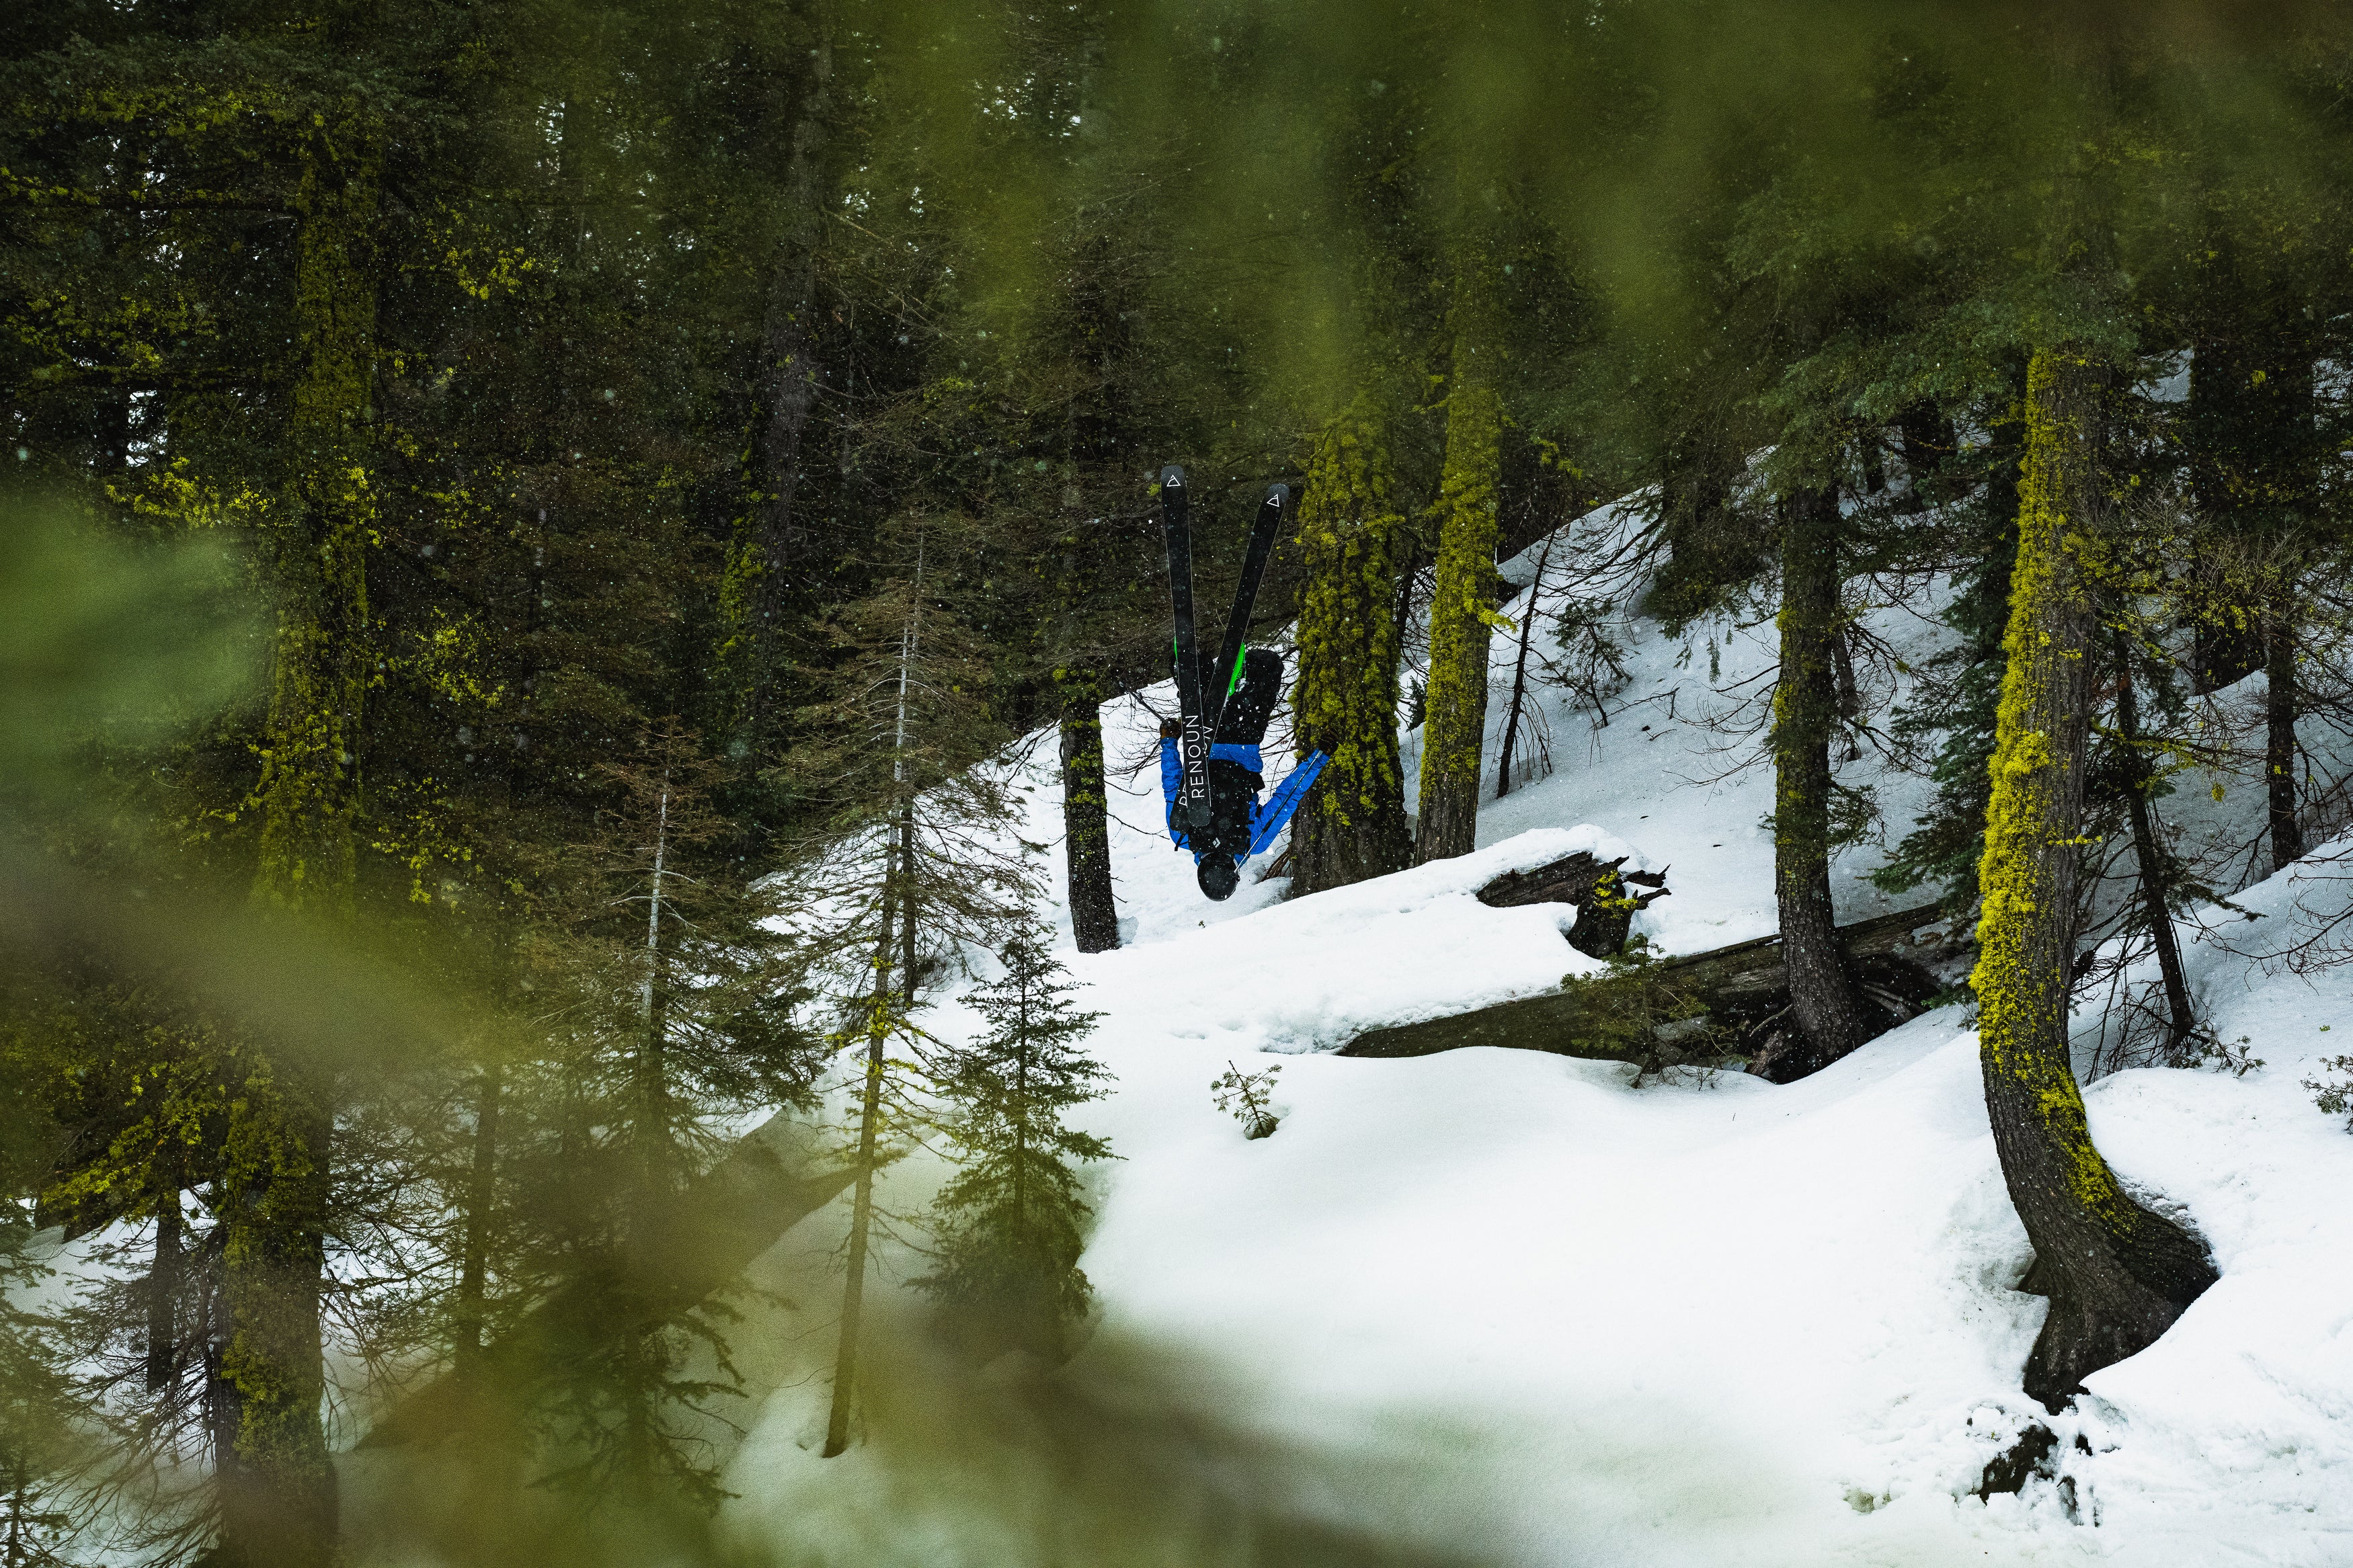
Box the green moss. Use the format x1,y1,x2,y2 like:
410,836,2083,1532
252,124,383,910
1416,378,1504,854
1969,347,2137,1225
1289,393,1411,885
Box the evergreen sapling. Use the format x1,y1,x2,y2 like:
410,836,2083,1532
917,930,1111,1364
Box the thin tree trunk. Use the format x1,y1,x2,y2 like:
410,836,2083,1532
899,795,919,1001
145,1158,182,1393
1416,377,1504,863
454,1060,501,1379
635,783,673,1206
822,870,897,1459
1974,347,2215,1411
2112,632,2194,1057
1494,535,1554,800
1773,487,1870,1072
2264,600,2303,871
1059,694,1121,951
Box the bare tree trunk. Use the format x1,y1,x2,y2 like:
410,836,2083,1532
822,870,897,1460
1975,347,2215,1411
1494,535,1554,800
145,1156,181,1393
900,795,919,1000
455,1061,500,1379
2112,632,2194,1057
1773,486,1870,1072
2264,600,2303,872
1059,694,1121,951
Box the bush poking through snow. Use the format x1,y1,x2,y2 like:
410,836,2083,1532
1558,935,1727,1082
2303,1055,2353,1130
1211,1061,1282,1140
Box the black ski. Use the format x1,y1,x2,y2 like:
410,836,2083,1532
1205,481,1289,740
1160,464,1213,829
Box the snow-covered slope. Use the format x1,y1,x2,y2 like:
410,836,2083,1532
713,518,2353,1567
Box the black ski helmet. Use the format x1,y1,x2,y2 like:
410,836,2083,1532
1196,856,1240,902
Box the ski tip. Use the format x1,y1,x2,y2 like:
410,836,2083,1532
1160,463,1187,491
1264,482,1289,509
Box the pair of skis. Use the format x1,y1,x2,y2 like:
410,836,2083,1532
1159,464,1287,831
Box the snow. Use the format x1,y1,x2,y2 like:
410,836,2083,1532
704,515,2353,1565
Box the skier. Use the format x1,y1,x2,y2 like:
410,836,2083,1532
1158,646,1327,899
1157,466,1328,901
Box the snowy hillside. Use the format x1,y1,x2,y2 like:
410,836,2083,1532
705,513,2353,1567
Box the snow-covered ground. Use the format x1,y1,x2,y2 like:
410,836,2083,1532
710,516,2353,1565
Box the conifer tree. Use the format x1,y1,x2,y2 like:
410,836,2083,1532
1291,397,1413,894
1972,347,2215,1407
1766,484,1870,1073
776,542,1035,1457
917,926,1111,1364
1415,264,1507,864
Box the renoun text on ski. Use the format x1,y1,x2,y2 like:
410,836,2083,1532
1156,464,1329,901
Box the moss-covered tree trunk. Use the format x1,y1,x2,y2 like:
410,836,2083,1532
1972,347,2215,1411
219,121,382,1568
215,1071,336,1568
1772,486,1869,1071
1058,690,1120,952
1290,397,1412,895
1415,378,1504,863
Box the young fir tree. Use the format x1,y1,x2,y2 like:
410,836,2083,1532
776,543,1035,1458
1290,395,1414,895
520,720,815,1511
916,927,1111,1364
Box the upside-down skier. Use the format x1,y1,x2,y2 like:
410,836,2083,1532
1156,467,1328,901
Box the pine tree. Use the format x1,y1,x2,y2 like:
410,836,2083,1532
1415,267,1506,864
1973,347,2215,1409
1766,483,1870,1074
917,927,1111,1364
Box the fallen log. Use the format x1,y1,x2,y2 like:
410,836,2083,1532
1337,901,1956,1064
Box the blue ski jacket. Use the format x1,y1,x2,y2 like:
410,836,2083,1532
1159,737,1330,862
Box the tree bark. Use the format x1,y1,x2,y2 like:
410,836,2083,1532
1974,347,2215,1412
1773,487,1870,1072
2112,632,2194,1057
215,1079,336,1568
1058,694,1121,952
1416,379,1504,862
724,21,834,741
1494,535,1554,800
145,1157,182,1394
822,868,898,1458
454,1061,501,1378
2264,602,2303,872
1291,396,1412,895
